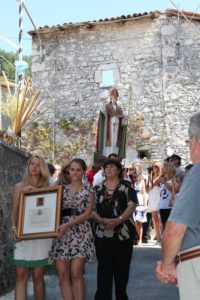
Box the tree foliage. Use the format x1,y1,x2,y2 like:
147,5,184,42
0,48,31,81
22,122,86,163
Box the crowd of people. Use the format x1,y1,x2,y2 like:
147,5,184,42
10,111,200,300
10,149,192,300
156,112,200,300
11,153,138,300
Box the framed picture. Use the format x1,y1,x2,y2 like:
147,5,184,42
17,185,62,240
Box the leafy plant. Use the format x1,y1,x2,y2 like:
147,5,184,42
66,137,85,154
0,49,31,81
22,122,60,160
58,118,75,130
0,72,44,140
22,122,87,163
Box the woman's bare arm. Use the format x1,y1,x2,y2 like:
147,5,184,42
57,192,94,238
10,183,22,227
153,175,162,187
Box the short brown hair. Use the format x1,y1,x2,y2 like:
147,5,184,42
103,158,122,171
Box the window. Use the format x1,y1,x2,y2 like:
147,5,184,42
138,150,151,159
95,64,120,86
101,70,114,87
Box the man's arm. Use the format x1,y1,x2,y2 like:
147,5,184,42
156,221,187,285
161,221,187,267
157,166,200,284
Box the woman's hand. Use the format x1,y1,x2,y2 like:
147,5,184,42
21,185,35,193
12,227,21,242
102,218,122,229
57,223,70,239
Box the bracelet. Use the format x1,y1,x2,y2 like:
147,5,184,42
12,225,16,231
119,216,124,222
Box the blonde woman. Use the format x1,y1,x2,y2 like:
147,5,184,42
133,163,147,246
147,162,162,241
159,162,176,230
11,155,52,300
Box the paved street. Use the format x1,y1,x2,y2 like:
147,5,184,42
0,241,179,300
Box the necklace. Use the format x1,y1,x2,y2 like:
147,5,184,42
68,183,83,198
104,179,119,200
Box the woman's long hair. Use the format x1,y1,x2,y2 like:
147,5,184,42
152,162,162,177
166,163,176,180
22,155,49,188
133,163,143,183
59,160,71,184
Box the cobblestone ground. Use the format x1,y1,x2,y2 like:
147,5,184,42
0,241,179,300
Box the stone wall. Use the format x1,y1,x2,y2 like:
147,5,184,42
30,12,200,164
0,142,31,296
160,15,200,161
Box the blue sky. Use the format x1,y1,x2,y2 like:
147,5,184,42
0,0,200,55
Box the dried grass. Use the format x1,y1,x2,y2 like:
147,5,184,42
0,72,44,138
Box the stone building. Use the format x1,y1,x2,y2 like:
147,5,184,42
29,9,200,164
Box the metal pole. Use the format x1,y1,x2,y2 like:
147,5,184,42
19,0,23,62
18,0,24,84
14,0,24,146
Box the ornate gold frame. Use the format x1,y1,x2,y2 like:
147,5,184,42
17,185,62,240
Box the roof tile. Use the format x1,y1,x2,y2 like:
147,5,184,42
29,10,200,35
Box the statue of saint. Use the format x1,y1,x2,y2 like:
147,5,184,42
96,88,127,159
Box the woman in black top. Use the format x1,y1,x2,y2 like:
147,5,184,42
92,158,138,300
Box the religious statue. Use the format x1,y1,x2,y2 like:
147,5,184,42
96,88,127,159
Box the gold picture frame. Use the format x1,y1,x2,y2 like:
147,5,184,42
17,185,62,240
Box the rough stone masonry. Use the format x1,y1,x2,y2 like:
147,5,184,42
29,10,200,164
0,142,31,295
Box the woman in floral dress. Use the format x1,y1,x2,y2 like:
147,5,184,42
49,158,94,300
92,158,138,300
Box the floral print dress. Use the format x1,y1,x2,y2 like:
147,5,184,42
49,185,94,263
93,180,138,241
